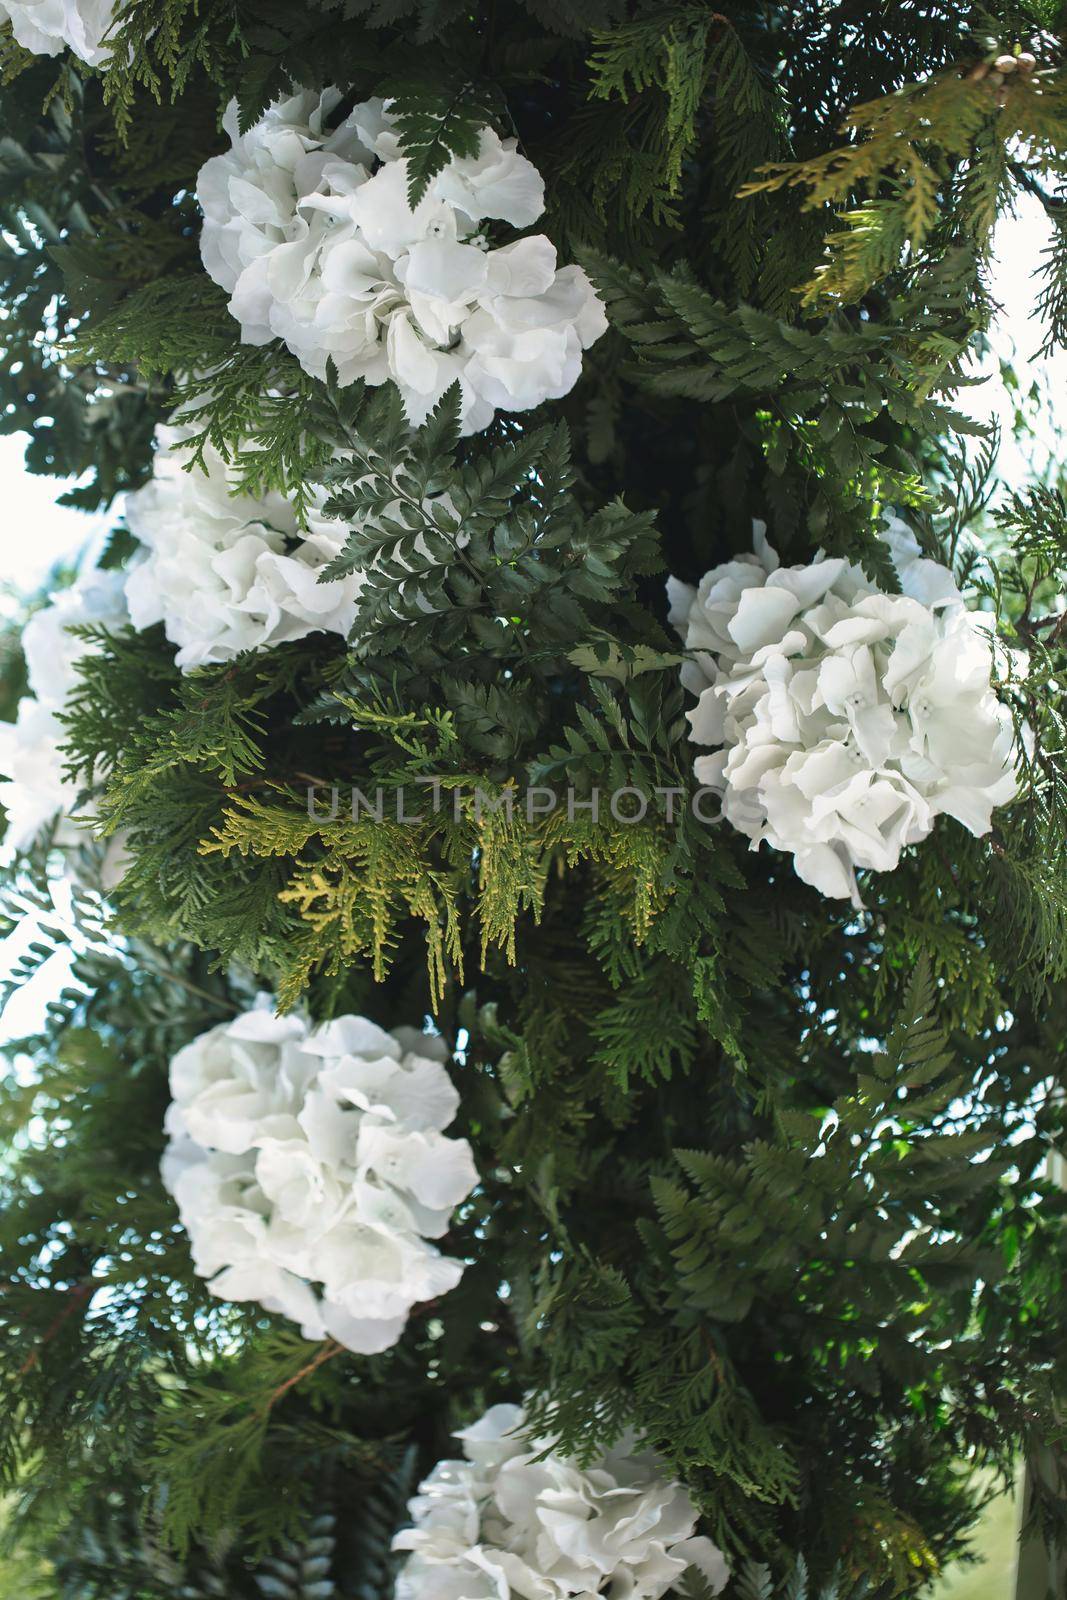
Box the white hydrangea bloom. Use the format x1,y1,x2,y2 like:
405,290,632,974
161,1000,479,1355
0,0,115,63
393,1403,730,1600
21,563,128,705
124,426,363,670
669,516,1020,905
196,91,606,434
0,566,128,853
0,699,82,852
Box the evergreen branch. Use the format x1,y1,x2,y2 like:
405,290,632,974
740,61,1067,304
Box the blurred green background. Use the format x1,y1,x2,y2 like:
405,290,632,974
931,1480,1021,1600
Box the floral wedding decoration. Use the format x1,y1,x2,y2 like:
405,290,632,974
124,427,363,668
669,518,1020,904
0,566,127,851
394,1402,731,1600
197,91,606,433
161,1003,479,1354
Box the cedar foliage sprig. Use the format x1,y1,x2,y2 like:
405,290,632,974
741,57,1067,305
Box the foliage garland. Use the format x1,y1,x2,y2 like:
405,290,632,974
0,4,1065,1599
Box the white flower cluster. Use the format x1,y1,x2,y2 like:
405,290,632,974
161,1002,479,1354
197,90,606,434
124,426,363,670
394,1402,730,1600
0,0,115,63
669,518,1019,905
0,565,127,854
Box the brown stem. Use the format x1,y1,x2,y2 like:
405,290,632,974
260,1338,344,1416
19,1282,93,1375
701,1327,725,1380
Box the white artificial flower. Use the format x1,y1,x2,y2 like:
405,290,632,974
0,0,115,64
161,1002,478,1355
0,699,82,851
393,1403,730,1600
0,565,128,857
672,515,1019,905
124,425,362,670
168,997,311,1154
22,562,128,705
196,91,605,434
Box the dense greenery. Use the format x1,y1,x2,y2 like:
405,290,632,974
1,3,1066,1597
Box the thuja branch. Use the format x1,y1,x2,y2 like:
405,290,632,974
260,1338,345,1417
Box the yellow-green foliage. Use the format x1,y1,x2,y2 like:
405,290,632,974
205,791,682,1010
742,64,1067,304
